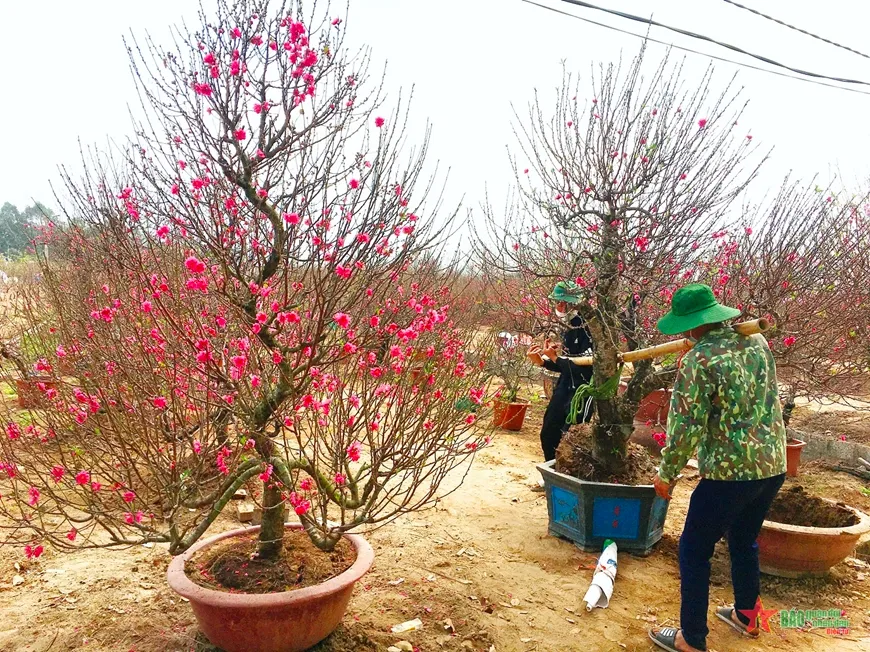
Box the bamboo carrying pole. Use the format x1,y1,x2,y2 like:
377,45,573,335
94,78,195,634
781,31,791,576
565,319,769,366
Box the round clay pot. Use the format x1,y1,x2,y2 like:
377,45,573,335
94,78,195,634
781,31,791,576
757,501,870,578
167,523,374,652
16,377,56,409
785,438,806,477
493,399,530,431
634,389,671,425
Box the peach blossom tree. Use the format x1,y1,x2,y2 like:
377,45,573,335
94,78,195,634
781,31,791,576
0,0,492,561
476,49,766,473
698,181,870,418
477,47,870,474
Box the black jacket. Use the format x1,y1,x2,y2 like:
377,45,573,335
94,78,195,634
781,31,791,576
542,314,594,390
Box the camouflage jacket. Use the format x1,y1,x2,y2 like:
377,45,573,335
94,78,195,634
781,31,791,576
658,327,787,482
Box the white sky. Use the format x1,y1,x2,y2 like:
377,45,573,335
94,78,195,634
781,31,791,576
2,0,869,231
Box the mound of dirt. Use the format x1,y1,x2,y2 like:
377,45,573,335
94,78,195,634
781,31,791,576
555,424,658,485
766,485,860,528
186,528,355,594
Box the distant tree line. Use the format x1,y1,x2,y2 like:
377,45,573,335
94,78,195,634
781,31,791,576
0,202,53,258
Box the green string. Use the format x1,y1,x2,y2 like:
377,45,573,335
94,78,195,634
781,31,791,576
567,365,624,425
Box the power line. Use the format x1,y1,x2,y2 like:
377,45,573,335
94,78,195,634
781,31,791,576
557,0,870,87
520,1,870,97
720,0,870,61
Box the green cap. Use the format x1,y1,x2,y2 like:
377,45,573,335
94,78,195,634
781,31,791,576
548,280,583,304
656,283,741,336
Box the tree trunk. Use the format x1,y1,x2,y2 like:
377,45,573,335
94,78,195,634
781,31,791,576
781,387,797,427
587,214,634,475
257,482,286,560
782,399,795,427
592,401,632,475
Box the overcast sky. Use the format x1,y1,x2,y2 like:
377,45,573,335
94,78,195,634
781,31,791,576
2,0,868,230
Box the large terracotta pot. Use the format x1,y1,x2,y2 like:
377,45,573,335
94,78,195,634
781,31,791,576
757,501,870,578
167,523,374,652
493,399,530,431
634,388,671,425
785,438,806,477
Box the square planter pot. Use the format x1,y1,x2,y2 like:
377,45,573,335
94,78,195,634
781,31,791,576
537,460,670,555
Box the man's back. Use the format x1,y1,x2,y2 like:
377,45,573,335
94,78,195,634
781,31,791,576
661,326,787,482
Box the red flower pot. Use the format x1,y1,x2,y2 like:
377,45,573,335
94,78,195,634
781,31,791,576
634,389,671,425
167,523,374,652
493,399,530,431
757,502,870,577
785,438,806,477
16,377,56,409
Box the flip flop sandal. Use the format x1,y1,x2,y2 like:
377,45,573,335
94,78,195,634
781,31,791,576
649,627,684,652
715,606,760,638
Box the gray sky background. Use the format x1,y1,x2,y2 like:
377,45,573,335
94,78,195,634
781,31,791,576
2,0,868,232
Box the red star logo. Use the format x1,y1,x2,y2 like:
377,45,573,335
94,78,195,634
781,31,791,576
738,598,779,633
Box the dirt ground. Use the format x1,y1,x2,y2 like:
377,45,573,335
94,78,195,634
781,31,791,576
790,404,870,444
1,402,870,652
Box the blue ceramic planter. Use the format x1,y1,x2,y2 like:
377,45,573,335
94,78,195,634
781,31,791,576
537,460,670,555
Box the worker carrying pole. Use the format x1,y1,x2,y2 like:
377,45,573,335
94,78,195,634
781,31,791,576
645,283,787,652
564,318,768,366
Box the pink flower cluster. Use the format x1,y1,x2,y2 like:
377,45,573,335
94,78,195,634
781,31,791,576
288,492,310,516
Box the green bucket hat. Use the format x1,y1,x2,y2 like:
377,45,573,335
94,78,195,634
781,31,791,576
548,280,583,304
657,283,741,336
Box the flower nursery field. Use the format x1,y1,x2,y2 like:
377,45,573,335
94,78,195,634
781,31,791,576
1,400,869,652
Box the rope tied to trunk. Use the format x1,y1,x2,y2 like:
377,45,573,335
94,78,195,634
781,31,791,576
567,365,624,425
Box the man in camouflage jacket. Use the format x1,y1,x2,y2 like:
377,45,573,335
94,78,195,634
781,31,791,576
649,284,787,652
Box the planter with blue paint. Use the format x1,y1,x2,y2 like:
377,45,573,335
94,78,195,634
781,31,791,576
537,460,670,555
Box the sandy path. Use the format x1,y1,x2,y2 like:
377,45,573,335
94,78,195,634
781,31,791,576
1,405,869,651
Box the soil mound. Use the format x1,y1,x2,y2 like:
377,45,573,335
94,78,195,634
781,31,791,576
766,485,859,528
555,424,658,485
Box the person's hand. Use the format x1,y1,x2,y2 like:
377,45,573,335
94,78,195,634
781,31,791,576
526,345,545,367
653,473,673,500
541,339,558,362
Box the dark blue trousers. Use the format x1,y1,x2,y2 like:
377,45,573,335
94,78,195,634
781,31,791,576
540,380,593,461
679,474,785,650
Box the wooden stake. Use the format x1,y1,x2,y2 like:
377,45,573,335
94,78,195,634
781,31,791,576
566,319,769,366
